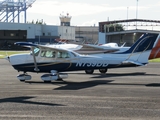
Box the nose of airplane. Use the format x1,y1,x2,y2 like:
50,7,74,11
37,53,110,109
7,54,28,66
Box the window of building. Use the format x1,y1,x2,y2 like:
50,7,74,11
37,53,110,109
10,33,15,36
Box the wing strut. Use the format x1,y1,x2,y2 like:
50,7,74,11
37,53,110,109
31,47,40,72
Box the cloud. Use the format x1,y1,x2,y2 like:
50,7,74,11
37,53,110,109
27,1,135,17
79,20,98,26
26,0,160,25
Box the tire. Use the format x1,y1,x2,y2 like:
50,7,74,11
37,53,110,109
20,79,25,82
99,69,108,74
85,69,94,74
44,81,51,83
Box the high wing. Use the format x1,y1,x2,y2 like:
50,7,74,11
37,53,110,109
46,43,83,51
83,43,119,50
15,42,77,53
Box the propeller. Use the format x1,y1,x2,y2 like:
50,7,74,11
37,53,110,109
5,51,10,61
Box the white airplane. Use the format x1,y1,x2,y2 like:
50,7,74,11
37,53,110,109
82,42,128,53
84,42,126,49
100,42,126,48
6,33,159,82
46,42,83,51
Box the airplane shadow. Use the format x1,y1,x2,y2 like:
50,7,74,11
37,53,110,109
146,83,160,87
53,80,114,90
25,72,160,89
54,80,160,89
25,80,114,90
0,96,65,106
25,78,160,90
90,72,160,78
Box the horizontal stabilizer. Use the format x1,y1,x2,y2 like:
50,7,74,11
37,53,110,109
122,61,147,66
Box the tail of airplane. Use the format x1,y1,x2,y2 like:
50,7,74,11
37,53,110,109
149,34,160,59
120,33,159,65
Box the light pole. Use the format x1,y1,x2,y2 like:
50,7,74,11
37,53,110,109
38,33,40,44
37,29,41,44
136,0,139,29
127,7,129,30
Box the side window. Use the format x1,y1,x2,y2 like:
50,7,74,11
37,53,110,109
52,51,56,58
41,50,56,58
57,51,70,58
41,50,46,57
45,51,53,57
57,51,63,58
64,52,70,58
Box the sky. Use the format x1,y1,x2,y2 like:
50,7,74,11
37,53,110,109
26,0,160,26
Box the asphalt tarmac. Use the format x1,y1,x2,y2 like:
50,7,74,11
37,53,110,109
0,59,160,120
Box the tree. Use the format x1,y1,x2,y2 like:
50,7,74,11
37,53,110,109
105,24,125,32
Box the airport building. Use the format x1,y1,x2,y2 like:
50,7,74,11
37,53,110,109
1,18,160,50
75,26,98,44
0,22,75,50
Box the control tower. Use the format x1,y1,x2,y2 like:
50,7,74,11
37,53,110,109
0,0,36,23
59,13,71,26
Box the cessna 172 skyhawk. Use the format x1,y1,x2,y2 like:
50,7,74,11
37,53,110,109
6,33,159,82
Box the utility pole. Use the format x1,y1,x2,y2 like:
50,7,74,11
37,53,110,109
136,0,139,29
127,7,129,30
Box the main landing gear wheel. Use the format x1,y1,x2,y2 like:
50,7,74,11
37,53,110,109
44,81,52,83
99,69,108,74
20,79,25,82
85,69,94,74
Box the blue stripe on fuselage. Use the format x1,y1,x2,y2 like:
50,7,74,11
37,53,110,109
12,62,147,73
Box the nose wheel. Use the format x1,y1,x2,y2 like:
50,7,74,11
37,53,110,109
17,73,32,82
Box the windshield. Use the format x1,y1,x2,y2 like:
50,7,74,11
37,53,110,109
30,47,40,56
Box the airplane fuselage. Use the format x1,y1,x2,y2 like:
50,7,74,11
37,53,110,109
9,51,148,73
